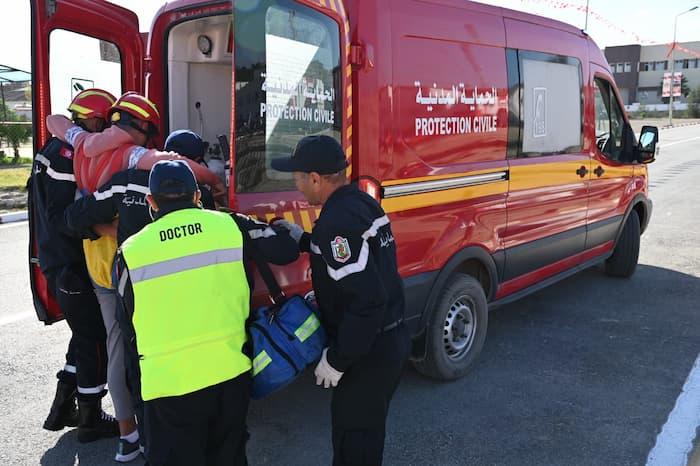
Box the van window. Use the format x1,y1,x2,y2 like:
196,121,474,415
49,30,122,116
233,0,341,193
594,78,625,161
519,53,582,156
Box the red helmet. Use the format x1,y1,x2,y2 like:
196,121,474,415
108,92,161,136
67,88,116,120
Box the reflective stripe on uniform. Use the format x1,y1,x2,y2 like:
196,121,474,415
94,183,149,201
324,215,390,281
252,350,272,376
35,153,76,182
77,383,106,395
310,241,322,255
129,247,243,284
248,227,276,240
294,313,321,343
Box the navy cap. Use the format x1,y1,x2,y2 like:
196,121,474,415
271,135,348,175
164,129,206,161
148,160,197,197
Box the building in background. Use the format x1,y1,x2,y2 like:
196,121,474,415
604,41,700,107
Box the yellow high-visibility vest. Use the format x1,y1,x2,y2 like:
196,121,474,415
120,208,251,401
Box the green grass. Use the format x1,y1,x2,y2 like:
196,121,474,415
0,165,31,190
0,156,32,165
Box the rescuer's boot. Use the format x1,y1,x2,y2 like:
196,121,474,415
77,399,120,443
42,377,79,431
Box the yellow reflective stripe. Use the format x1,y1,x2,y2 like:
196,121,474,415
141,96,160,117
68,103,94,116
120,101,151,119
252,350,272,375
294,313,321,343
76,90,116,103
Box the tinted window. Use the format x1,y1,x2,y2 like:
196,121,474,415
233,0,341,193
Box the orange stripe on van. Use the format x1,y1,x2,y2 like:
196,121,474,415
508,161,587,191
382,181,508,214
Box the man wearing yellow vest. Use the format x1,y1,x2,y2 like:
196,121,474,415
115,160,298,466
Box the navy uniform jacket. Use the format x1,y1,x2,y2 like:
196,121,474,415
30,137,90,274
299,184,405,372
64,169,215,246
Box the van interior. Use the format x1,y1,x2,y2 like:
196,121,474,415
167,14,233,183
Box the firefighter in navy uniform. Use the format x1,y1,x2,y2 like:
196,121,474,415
272,135,411,466
30,88,119,441
114,160,298,466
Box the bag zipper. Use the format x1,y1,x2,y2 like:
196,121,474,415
249,322,301,374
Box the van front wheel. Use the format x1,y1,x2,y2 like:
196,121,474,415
413,274,488,380
605,210,640,278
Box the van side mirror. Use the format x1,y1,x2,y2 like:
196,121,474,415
637,126,658,163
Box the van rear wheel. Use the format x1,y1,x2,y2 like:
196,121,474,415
413,274,488,380
605,210,640,278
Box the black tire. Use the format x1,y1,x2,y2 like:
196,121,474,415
413,274,488,380
605,209,641,278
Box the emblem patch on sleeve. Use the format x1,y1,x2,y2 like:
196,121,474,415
59,147,74,159
331,236,351,263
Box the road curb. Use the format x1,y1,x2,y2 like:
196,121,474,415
0,210,28,224
660,122,700,130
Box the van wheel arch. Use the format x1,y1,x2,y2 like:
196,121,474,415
411,246,498,363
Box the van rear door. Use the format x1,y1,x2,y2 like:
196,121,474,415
29,0,143,323
231,0,348,301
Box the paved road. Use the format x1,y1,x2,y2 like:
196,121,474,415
1,125,699,465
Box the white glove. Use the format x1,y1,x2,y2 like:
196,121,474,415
273,219,304,244
314,348,344,389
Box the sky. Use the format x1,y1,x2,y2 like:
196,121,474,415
1,0,700,73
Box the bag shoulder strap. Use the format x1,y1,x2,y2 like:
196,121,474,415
230,213,285,304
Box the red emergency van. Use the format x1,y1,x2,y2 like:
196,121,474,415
29,0,658,380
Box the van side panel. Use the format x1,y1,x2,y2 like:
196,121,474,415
500,20,592,292
380,0,508,319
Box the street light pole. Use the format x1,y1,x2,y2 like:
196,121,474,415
668,6,698,127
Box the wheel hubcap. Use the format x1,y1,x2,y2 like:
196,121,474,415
443,296,476,361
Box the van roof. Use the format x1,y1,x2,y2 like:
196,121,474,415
152,0,586,40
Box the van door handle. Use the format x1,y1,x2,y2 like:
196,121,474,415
576,166,588,178
594,166,605,177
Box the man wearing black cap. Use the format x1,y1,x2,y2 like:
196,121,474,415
114,160,298,465
272,135,410,466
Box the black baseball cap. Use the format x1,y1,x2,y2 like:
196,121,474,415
271,135,348,174
148,160,197,197
164,129,206,161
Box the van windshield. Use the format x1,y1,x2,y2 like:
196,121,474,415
234,0,341,193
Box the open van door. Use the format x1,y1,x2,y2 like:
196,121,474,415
29,0,143,323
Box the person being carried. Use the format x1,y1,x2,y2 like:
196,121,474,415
46,92,223,462
31,88,119,444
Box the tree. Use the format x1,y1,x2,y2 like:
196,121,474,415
660,75,691,104
688,85,700,118
0,103,31,163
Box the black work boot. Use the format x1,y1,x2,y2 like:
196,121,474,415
43,379,79,431
77,399,120,443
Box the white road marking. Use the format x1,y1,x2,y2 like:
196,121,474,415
661,136,700,148
646,353,700,466
0,312,32,327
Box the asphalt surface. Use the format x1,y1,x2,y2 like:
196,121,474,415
1,125,699,465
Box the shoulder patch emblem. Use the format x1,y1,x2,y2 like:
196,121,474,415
331,236,351,263
59,147,73,160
